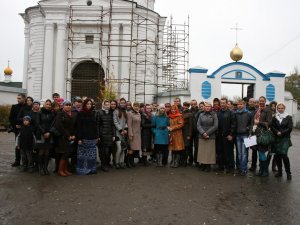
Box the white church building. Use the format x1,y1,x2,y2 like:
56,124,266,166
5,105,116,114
19,0,299,126
21,0,169,103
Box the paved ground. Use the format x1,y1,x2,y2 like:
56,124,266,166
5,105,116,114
1,131,300,225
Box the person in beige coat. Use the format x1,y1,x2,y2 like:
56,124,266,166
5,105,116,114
168,105,185,168
127,102,142,167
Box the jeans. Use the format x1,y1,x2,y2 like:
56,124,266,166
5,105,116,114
236,135,249,172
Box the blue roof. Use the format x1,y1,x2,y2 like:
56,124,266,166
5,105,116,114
207,62,270,81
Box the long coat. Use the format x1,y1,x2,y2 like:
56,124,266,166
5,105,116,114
127,111,142,150
152,115,169,145
197,111,218,164
96,110,115,147
197,112,218,139
35,107,55,148
169,116,185,151
113,109,127,140
271,115,293,154
76,110,98,141
182,110,193,147
54,111,76,154
141,113,155,151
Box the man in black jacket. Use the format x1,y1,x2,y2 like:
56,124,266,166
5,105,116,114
9,93,26,167
216,98,236,173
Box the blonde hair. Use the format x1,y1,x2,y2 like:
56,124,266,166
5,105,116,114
276,102,286,109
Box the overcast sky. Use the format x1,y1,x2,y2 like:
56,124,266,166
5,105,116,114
1,0,300,88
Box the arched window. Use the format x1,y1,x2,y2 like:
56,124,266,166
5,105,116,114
71,61,105,100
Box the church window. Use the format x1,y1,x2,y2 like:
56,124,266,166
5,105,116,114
201,81,211,99
266,84,275,101
85,35,94,44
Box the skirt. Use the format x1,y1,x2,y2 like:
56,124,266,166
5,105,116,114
76,139,97,175
197,139,216,164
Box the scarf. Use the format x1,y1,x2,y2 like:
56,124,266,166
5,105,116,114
275,111,288,124
169,105,182,119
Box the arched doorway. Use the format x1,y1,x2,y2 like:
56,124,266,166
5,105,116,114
71,61,105,101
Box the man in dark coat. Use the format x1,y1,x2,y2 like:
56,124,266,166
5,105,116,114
216,98,236,173
9,93,26,167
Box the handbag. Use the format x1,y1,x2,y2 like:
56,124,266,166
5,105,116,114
257,129,275,146
49,118,61,137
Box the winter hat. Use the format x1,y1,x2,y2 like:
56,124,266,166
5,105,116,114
33,100,40,105
56,98,64,105
63,100,72,106
23,116,31,122
158,104,165,109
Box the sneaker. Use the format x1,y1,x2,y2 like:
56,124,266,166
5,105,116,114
287,173,292,180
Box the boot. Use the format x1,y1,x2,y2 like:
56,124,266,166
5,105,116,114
54,158,59,173
170,153,176,168
256,161,263,176
130,155,135,167
64,161,73,176
58,160,67,177
173,153,179,168
156,153,162,167
38,156,45,176
43,155,50,175
142,156,150,166
125,155,132,168
274,154,282,177
272,158,277,172
260,161,269,177
282,155,292,180
275,171,282,177
204,164,211,172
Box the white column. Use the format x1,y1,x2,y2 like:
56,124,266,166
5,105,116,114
22,22,30,89
42,22,55,99
54,23,67,98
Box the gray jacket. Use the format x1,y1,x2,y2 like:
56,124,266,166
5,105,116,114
197,111,218,139
113,109,128,139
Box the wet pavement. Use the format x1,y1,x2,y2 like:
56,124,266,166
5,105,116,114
1,131,300,225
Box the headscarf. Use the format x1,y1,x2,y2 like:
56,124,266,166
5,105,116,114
169,105,182,119
275,103,288,124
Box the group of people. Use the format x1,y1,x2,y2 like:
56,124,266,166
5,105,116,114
8,93,293,180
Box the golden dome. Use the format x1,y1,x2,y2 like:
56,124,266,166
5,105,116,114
4,66,13,75
230,44,243,62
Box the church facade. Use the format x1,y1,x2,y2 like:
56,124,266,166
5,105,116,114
21,0,166,103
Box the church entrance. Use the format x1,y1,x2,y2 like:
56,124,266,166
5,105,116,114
221,82,254,100
71,61,105,101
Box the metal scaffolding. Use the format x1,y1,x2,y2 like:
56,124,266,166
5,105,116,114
66,0,189,103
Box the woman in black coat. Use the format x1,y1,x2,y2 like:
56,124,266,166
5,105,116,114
141,104,155,166
36,99,55,175
271,103,293,180
53,100,76,177
76,98,99,175
96,100,116,172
